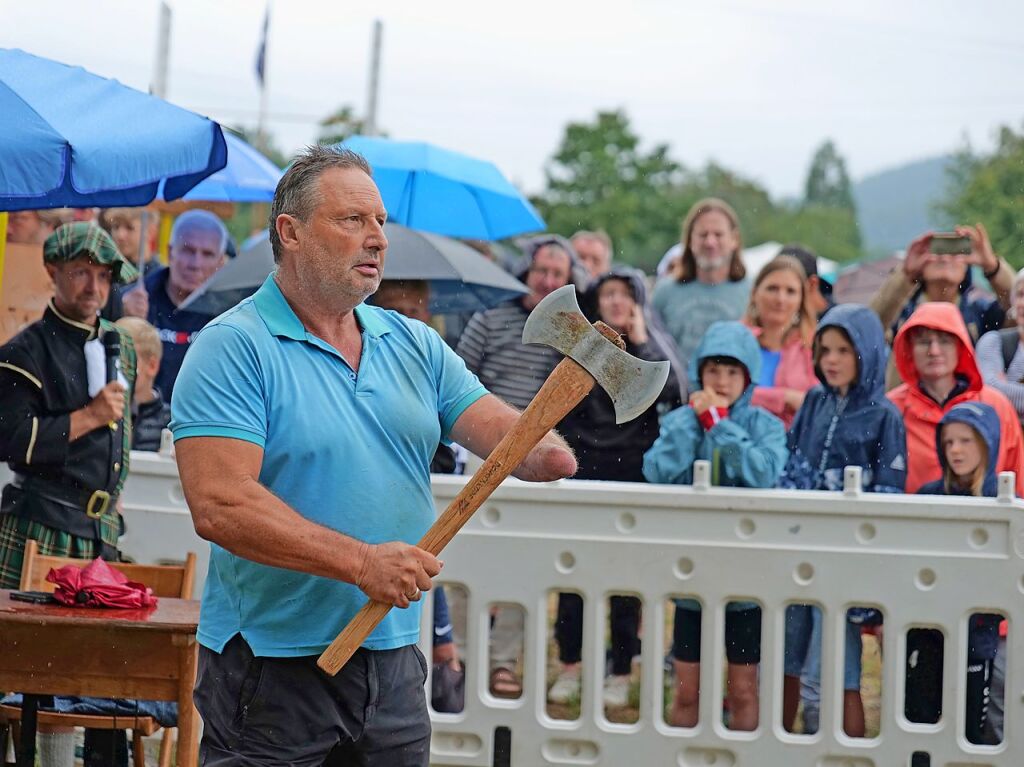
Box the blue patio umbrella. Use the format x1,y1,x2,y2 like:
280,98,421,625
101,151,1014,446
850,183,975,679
179,131,282,203
0,48,227,211
339,135,544,241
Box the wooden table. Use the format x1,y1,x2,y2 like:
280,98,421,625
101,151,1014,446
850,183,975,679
0,591,200,767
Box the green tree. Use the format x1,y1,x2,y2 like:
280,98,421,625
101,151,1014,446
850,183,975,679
533,111,867,272
318,105,370,146
805,140,856,211
795,139,863,258
531,110,687,271
939,125,1024,268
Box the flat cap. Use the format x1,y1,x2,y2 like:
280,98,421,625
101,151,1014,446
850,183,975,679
43,222,139,284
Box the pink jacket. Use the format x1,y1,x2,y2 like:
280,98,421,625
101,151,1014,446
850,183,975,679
743,321,818,429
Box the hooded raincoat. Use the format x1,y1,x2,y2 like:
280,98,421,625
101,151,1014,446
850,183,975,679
643,321,787,488
916,401,1003,665
779,304,906,493
917,401,1000,496
887,302,1024,495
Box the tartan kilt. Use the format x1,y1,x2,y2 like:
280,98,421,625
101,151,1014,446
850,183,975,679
0,514,111,589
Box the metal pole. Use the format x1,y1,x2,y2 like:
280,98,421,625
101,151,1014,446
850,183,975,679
256,8,271,152
151,2,172,98
364,20,383,136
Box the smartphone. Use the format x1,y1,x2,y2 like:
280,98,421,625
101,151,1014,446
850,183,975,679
9,590,56,604
930,233,972,256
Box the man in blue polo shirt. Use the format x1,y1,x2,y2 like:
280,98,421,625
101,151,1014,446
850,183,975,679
170,145,576,766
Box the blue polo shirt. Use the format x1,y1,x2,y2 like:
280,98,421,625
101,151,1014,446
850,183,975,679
169,275,487,656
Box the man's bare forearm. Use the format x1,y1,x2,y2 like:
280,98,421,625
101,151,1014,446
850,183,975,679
177,436,440,607
176,438,369,584
185,472,368,583
450,394,577,482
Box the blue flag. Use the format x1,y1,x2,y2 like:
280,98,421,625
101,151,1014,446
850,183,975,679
255,7,269,87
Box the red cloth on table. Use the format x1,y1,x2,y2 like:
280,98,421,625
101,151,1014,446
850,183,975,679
45,557,157,608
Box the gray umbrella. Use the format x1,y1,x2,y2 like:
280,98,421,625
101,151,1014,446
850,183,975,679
179,223,528,316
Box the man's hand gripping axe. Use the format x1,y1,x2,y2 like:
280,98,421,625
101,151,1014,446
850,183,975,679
317,285,670,674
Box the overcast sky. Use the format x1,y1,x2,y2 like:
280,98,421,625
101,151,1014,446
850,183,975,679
6,0,1024,198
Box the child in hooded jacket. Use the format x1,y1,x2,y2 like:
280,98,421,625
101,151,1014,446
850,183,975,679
916,402,1004,744
777,304,907,736
644,321,787,730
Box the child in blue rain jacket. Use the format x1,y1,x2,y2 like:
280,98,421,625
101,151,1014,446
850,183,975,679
777,304,907,737
779,303,907,494
917,402,1003,744
643,321,787,731
643,320,787,489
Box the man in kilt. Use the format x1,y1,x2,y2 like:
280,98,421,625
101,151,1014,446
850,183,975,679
0,222,137,764
0,221,138,582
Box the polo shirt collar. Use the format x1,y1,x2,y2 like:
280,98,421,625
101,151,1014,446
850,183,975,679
252,274,391,340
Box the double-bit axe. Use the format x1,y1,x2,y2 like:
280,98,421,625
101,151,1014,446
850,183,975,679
317,284,670,675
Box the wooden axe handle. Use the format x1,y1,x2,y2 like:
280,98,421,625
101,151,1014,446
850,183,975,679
317,326,622,675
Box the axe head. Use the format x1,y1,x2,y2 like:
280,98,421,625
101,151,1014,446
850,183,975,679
522,285,670,424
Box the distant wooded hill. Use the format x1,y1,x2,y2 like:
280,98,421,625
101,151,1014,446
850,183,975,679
853,155,953,256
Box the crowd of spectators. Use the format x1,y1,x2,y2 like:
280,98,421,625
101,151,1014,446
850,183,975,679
6,195,1017,742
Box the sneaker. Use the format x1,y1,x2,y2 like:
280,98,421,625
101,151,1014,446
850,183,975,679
603,674,630,707
547,667,581,704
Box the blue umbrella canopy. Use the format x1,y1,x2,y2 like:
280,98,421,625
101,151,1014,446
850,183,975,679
0,48,227,211
339,135,544,241
180,131,282,203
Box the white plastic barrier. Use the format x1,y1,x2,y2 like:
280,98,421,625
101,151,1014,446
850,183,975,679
3,455,1022,765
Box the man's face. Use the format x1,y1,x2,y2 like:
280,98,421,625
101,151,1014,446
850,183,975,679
290,167,389,304
6,211,48,245
168,227,226,297
690,210,738,275
46,256,113,322
700,360,746,406
524,245,571,310
910,327,960,383
921,254,968,289
573,237,611,278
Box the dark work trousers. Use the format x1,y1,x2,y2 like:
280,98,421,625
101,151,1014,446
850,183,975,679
194,634,431,767
555,593,642,675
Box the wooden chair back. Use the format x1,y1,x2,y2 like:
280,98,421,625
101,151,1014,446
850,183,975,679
19,540,197,599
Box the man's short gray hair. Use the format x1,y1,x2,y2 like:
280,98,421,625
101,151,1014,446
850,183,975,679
171,209,228,253
268,145,372,263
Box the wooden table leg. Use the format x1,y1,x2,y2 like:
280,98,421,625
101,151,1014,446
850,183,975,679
175,636,199,767
16,694,39,767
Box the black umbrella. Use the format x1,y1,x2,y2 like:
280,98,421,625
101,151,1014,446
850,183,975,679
180,223,528,316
